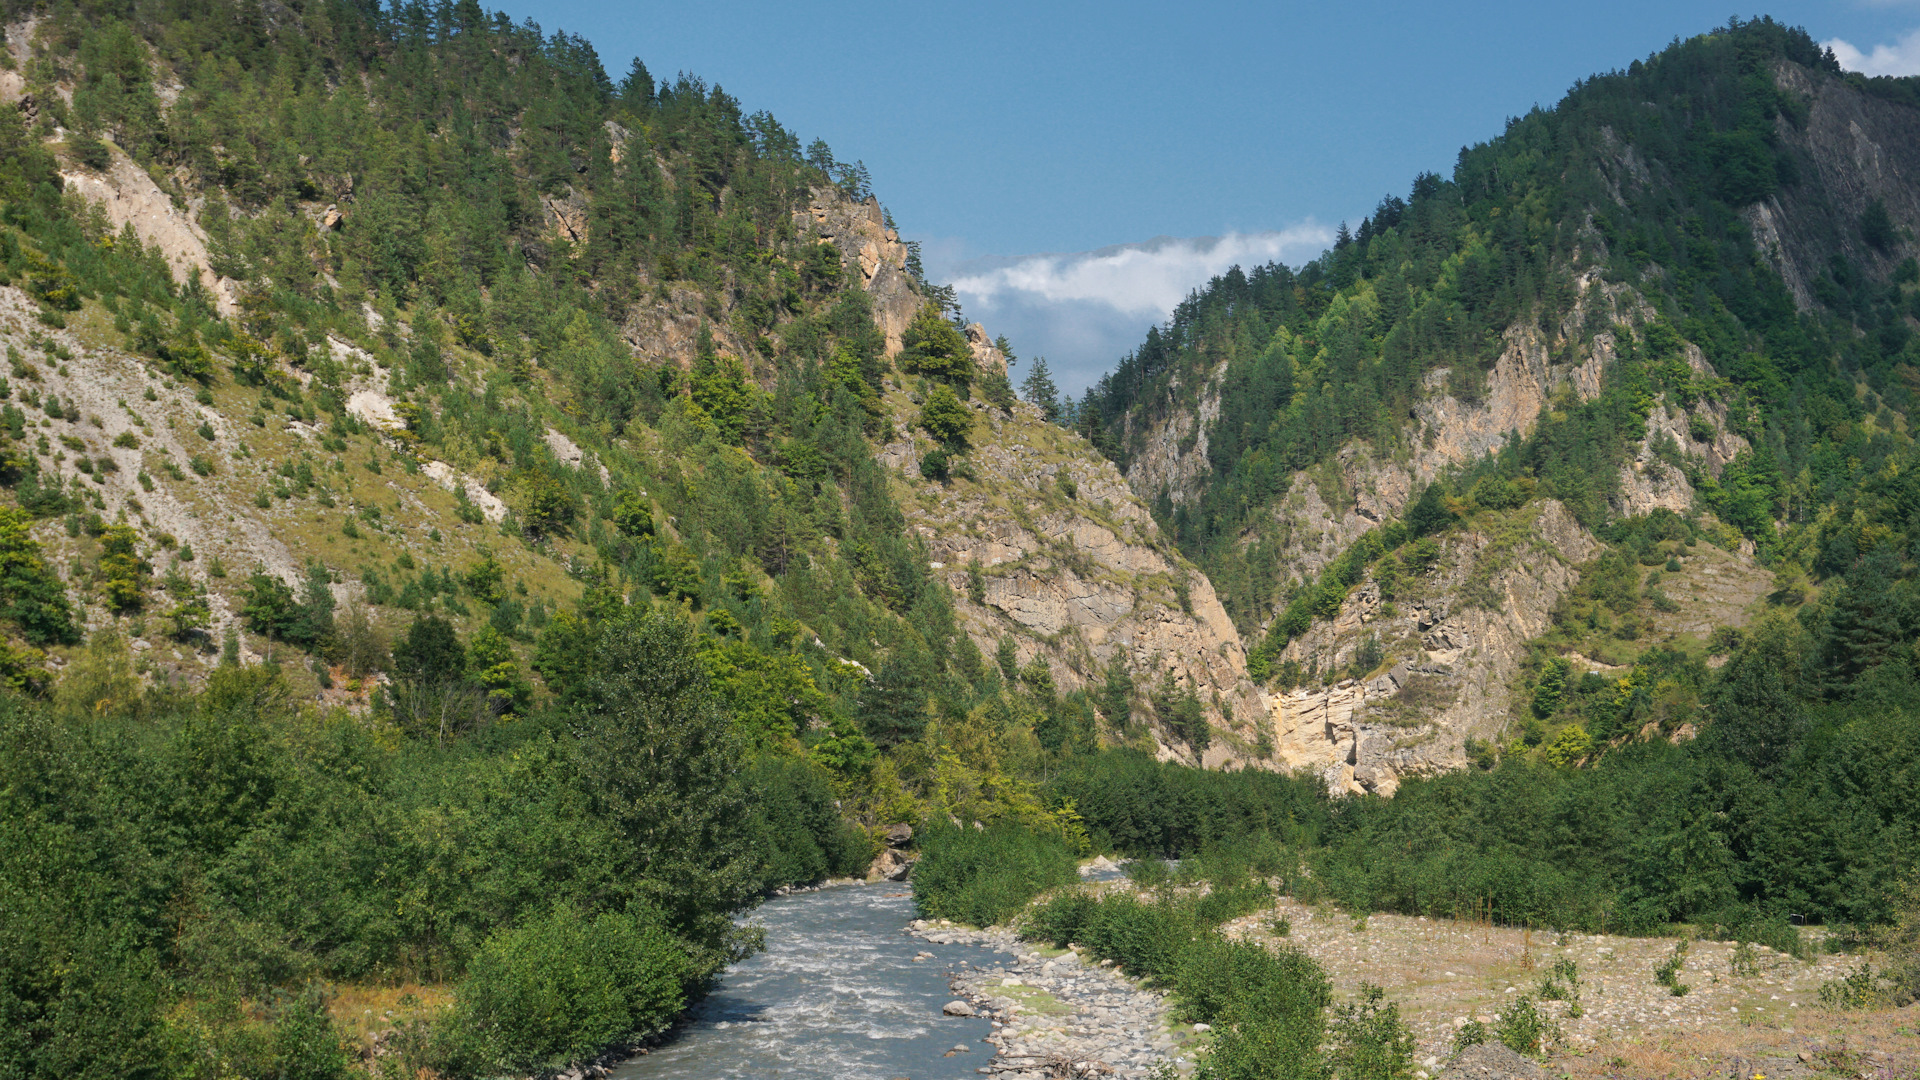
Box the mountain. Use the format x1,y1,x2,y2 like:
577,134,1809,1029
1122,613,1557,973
4,7,1919,1077
1078,18,1920,792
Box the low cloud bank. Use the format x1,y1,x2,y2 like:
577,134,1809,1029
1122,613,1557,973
935,227,1331,397
1825,29,1920,77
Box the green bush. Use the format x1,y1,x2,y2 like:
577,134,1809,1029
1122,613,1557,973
1327,984,1417,1080
1067,893,1196,983
1699,905,1803,959
1124,855,1173,889
449,905,690,1073
912,820,1078,926
747,755,874,888
1491,995,1560,1058
269,986,354,1080
1176,935,1328,1026
1654,939,1690,995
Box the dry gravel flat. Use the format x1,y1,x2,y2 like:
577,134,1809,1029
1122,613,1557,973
1220,900,1918,1079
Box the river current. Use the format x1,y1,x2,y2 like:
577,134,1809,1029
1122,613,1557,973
611,882,997,1080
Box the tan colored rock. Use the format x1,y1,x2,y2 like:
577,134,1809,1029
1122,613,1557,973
869,847,914,882
965,323,1007,376
1268,500,1599,795
1123,361,1224,507
540,187,588,245
618,283,758,372
57,140,238,316
885,392,1269,766
421,461,508,523
794,188,919,356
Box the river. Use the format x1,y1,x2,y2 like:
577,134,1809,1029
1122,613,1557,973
610,882,999,1080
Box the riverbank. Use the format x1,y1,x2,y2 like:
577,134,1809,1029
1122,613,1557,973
911,883,1919,1080
907,918,1207,1079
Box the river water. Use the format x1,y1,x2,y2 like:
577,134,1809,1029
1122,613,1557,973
610,882,998,1080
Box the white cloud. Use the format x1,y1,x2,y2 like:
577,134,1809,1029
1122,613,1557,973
923,226,1333,397
945,227,1333,319
1825,29,1920,76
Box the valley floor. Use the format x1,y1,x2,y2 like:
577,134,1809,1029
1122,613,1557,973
1222,901,1917,1079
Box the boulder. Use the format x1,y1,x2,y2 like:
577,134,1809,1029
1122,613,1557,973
868,848,914,881
884,822,913,848
942,999,975,1017
1438,1042,1549,1080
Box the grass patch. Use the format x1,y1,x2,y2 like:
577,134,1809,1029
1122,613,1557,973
996,983,1072,1017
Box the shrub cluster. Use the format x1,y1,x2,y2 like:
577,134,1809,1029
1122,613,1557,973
446,905,689,1074
911,820,1080,926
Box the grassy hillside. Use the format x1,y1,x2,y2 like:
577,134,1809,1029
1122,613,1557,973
0,1,1155,1074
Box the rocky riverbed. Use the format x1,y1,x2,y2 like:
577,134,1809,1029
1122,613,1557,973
907,919,1207,1079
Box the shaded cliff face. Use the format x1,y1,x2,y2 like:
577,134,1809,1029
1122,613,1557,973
1749,60,1920,310
1270,500,1599,795
1121,360,1224,507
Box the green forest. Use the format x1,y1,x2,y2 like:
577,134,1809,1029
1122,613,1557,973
0,4,1917,1080
0,0,1130,1074
1079,19,1920,644
1057,22,1920,947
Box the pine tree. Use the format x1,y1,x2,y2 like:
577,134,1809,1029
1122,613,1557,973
1812,550,1913,698
854,649,932,748
1021,357,1060,422
1098,652,1134,730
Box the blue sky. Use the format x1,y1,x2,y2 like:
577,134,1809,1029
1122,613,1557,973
513,0,1920,392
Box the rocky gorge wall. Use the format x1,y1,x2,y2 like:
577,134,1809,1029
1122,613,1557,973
1270,500,1600,795
1747,59,1920,312
1108,266,1766,790
880,395,1270,767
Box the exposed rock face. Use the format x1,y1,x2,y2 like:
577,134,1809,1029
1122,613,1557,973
1129,275,1641,531
965,323,1008,376
618,283,758,371
421,461,507,523
621,185,920,372
868,847,914,882
1122,361,1223,507
540,186,589,245
1615,346,1750,516
57,141,238,315
1269,500,1600,795
1750,59,1920,311
880,394,1268,766
794,188,920,355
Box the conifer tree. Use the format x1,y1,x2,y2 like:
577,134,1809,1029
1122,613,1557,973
1020,357,1060,422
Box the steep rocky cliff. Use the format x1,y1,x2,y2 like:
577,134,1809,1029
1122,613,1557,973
812,215,1269,762
879,395,1268,765
1749,59,1920,309
795,188,922,356
1270,499,1599,794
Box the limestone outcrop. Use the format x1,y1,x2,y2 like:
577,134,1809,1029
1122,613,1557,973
618,283,758,371
57,140,239,316
880,393,1269,766
1269,500,1600,795
795,188,921,356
